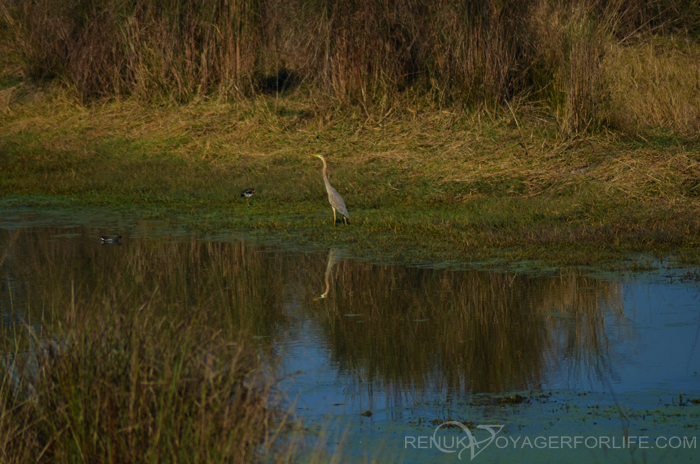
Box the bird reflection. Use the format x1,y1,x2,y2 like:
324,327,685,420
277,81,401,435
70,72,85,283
313,248,344,300
101,235,122,245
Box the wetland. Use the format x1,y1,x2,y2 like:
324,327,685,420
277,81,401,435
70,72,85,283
2,2,700,460
0,212,698,462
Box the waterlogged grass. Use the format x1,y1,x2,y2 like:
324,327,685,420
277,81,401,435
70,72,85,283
0,233,303,464
1,93,700,267
0,299,279,463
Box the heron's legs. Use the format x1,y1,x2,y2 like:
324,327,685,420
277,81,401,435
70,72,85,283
332,208,337,225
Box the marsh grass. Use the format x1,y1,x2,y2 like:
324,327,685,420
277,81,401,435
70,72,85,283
2,313,280,463
604,36,700,136
0,230,303,463
2,92,700,264
0,304,280,463
2,0,700,265
2,0,699,135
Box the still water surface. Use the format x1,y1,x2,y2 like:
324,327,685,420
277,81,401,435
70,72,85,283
1,215,698,462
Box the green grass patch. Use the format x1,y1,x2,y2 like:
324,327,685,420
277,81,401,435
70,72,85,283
2,92,700,269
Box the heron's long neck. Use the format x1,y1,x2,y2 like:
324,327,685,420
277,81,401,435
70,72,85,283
321,159,332,191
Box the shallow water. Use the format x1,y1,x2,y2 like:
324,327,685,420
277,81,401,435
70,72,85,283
1,213,698,463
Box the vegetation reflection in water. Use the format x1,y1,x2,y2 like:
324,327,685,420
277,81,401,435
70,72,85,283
308,247,627,403
2,227,628,406
1,227,290,350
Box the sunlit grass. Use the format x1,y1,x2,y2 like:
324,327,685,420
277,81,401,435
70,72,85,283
605,36,700,137
1,90,700,266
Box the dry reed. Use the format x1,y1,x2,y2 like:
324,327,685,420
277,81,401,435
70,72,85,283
2,0,698,134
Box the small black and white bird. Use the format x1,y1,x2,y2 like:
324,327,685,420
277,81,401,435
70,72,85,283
101,235,122,244
241,188,255,205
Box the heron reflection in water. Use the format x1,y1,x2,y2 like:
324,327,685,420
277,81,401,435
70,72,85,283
313,248,344,300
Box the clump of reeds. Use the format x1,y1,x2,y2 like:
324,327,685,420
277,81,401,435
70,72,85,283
604,36,700,136
2,0,699,134
523,2,614,134
5,0,262,101
0,295,277,464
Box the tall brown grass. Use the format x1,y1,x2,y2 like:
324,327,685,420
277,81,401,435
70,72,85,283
604,36,700,135
8,0,261,101
0,228,292,463
2,0,699,133
0,303,277,463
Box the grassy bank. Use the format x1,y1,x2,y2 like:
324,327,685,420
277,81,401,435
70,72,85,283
2,0,700,267
1,90,700,267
